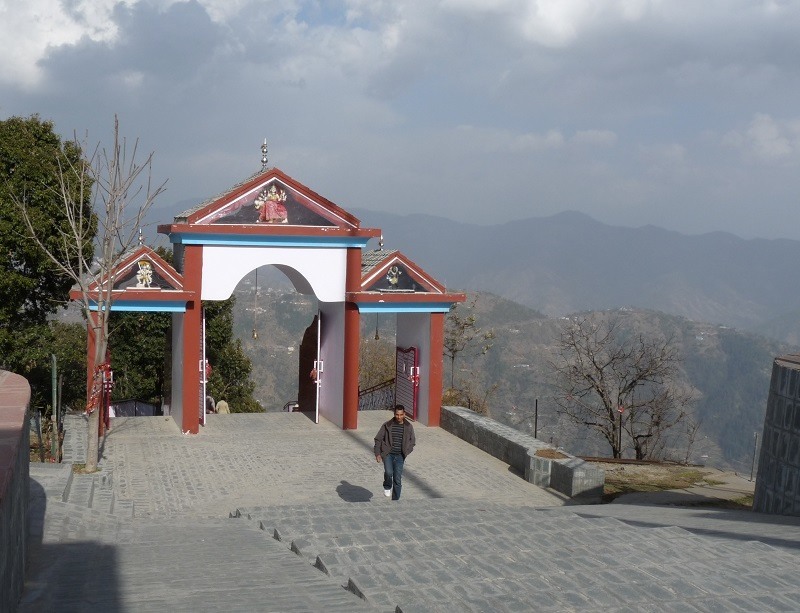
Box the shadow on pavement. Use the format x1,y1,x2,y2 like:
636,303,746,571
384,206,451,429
336,480,373,502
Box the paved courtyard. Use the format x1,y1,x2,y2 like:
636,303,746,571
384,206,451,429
21,410,800,612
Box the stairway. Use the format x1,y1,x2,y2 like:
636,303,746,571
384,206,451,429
24,464,375,612
235,498,799,612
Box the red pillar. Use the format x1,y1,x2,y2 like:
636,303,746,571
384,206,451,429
342,247,361,430
181,245,203,434
427,312,445,427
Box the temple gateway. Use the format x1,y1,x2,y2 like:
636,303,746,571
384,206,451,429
79,159,464,434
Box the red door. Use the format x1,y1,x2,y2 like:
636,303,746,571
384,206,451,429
395,347,419,420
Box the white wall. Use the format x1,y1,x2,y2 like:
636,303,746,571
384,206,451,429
201,245,347,302
171,312,184,431
318,302,345,427
396,312,432,424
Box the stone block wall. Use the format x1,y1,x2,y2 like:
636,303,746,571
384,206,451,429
754,355,800,516
440,405,604,499
0,370,31,612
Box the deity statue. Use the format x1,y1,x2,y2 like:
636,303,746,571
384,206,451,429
255,184,288,223
136,260,153,288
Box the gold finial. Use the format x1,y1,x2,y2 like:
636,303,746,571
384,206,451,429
261,138,268,170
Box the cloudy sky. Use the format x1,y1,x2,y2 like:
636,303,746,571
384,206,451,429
2,0,799,240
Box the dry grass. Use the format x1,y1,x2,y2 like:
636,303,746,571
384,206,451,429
71,463,99,474
598,463,723,500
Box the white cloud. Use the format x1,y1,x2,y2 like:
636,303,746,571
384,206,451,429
724,113,800,163
3,0,800,240
0,0,122,87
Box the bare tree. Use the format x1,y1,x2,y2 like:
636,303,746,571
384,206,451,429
680,417,704,465
359,336,396,390
14,117,166,471
550,313,694,459
443,296,494,390
442,380,498,416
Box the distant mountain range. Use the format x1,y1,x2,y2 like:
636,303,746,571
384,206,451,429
147,198,800,344
350,208,800,343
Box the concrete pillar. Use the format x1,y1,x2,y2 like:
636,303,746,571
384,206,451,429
427,312,445,427
180,245,203,434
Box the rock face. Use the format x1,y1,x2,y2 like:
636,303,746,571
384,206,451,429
754,354,800,516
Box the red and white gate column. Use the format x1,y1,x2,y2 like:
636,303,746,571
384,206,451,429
342,247,362,430
180,244,204,434
427,311,445,427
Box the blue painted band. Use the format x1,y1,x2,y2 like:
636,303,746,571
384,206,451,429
89,301,186,312
357,303,453,314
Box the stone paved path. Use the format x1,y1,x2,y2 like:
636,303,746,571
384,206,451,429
21,411,800,612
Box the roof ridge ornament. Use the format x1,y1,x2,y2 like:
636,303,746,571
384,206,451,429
261,138,268,170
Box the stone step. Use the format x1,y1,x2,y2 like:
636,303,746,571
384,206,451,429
29,462,72,501
249,501,637,558
247,497,791,612
62,471,94,507
60,413,88,464
34,500,136,544
47,465,136,520
21,516,376,612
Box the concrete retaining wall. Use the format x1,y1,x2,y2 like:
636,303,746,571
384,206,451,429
0,370,31,612
754,355,800,516
440,405,604,499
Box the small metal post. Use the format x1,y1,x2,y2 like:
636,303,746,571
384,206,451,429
51,354,58,459
534,398,539,439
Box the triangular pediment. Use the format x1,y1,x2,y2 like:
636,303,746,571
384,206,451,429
361,250,445,294
177,168,361,229
90,246,184,293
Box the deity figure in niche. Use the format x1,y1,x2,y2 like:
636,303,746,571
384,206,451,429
135,260,153,288
386,265,402,288
255,184,288,223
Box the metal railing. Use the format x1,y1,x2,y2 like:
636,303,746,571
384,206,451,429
358,379,395,412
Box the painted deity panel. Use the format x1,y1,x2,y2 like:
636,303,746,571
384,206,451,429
200,179,335,226
366,263,422,292
114,259,173,290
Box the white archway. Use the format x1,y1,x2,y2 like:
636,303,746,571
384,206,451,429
201,245,347,302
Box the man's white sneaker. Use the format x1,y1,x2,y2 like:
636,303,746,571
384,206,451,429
384,488,392,497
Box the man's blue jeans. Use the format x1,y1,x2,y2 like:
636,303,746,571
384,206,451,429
383,453,405,501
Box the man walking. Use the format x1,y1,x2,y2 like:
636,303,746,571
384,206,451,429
374,405,415,501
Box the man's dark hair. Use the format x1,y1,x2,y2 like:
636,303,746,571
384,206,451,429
394,405,405,413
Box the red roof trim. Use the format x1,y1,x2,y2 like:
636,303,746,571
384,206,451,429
157,222,380,238
184,168,362,229
83,245,184,293
347,292,466,304
362,252,446,293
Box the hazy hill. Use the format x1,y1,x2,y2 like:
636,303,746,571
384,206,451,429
223,274,792,471
148,195,799,469
351,208,800,338
436,293,794,471
147,198,800,342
